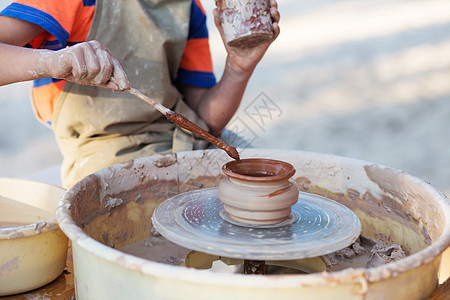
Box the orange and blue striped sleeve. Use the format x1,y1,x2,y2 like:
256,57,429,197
177,0,216,88
0,0,95,126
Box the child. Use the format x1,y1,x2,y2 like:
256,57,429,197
0,0,280,187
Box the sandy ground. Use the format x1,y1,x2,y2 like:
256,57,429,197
0,0,449,196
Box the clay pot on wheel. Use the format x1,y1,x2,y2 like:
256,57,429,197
219,158,299,225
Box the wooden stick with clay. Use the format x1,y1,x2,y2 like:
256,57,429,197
127,88,240,161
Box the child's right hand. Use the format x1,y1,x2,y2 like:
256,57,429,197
37,40,130,91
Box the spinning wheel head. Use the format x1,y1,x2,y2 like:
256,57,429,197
152,188,361,261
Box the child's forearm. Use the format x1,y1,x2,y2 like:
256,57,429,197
195,64,254,136
0,41,129,90
190,0,280,136
0,42,43,85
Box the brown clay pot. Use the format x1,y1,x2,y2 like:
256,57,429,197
216,0,273,48
218,158,299,225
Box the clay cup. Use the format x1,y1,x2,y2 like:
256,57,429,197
218,158,299,225
216,0,274,48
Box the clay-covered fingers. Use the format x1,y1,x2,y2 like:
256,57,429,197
85,41,112,85
87,40,129,90
90,47,113,85
81,42,104,82
269,0,280,39
269,0,279,16
108,56,129,91
43,45,85,80
66,43,90,79
53,40,129,90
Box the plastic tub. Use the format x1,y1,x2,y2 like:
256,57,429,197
0,178,68,296
57,149,449,299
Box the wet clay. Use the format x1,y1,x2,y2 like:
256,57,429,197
324,236,406,271
119,234,406,274
222,158,295,182
294,176,432,254
119,230,190,266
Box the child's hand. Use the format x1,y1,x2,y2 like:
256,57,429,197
37,40,129,91
214,0,280,75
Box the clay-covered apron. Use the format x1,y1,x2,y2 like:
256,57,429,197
52,0,209,187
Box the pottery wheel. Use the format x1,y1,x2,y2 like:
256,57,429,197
152,188,361,261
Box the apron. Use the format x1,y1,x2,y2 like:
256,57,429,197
52,0,209,187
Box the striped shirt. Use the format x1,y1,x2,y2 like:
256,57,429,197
0,0,216,126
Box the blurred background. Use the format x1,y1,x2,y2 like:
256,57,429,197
0,0,449,195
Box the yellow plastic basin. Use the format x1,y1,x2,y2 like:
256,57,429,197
0,178,68,296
